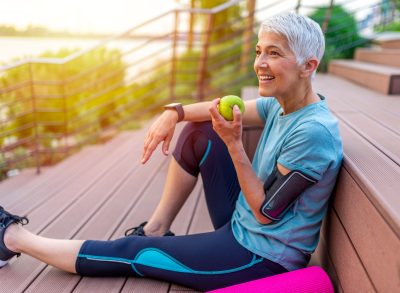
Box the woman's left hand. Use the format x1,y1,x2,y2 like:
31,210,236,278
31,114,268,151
209,98,243,148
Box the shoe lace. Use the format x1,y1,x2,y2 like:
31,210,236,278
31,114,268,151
124,222,146,236
0,206,29,227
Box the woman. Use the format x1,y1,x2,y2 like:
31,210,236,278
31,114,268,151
0,13,342,291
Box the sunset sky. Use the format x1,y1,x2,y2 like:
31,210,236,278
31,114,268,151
0,0,179,34
0,0,381,34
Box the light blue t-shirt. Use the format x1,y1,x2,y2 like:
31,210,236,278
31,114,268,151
231,95,343,271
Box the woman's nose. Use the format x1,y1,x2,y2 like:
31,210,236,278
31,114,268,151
255,57,268,68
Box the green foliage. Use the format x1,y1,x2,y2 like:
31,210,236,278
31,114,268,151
0,46,127,171
375,21,400,32
310,5,368,72
176,0,256,99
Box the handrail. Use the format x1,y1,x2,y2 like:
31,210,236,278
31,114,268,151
1,0,396,178
0,0,244,72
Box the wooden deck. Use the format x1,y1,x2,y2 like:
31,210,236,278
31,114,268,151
1,73,399,292
0,121,212,293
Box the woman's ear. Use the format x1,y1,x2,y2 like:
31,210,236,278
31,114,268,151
300,58,318,78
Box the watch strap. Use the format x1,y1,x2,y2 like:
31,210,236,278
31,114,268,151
165,103,184,122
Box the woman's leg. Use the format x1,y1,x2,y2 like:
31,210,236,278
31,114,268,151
144,157,198,236
195,122,241,228
4,224,82,273
145,122,240,235
76,223,287,291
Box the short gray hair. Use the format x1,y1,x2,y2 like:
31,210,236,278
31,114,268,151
259,13,325,67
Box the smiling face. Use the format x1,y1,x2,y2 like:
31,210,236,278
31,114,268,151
254,31,302,98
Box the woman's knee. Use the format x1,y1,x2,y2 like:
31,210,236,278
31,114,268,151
172,122,213,177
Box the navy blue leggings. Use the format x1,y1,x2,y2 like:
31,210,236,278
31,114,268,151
76,122,287,291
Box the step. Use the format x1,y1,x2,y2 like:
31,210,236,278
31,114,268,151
313,74,400,135
374,32,400,49
355,47,400,67
328,60,400,95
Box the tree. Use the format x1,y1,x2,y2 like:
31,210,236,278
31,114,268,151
310,5,367,72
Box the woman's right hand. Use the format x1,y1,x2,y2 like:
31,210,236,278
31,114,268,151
141,110,179,164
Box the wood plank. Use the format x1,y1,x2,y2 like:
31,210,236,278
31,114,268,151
0,168,44,196
121,278,170,293
333,168,400,292
329,60,400,94
309,219,343,293
1,130,140,208
328,92,400,138
0,130,133,201
187,191,213,235
355,48,400,67
334,111,400,164
314,74,400,135
324,208,376,292
1,131,154,292
338,122,400,238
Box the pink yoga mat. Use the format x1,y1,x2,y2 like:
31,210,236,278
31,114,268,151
207,266,334,293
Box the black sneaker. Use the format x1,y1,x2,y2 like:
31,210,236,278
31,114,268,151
0,206,29,268
124,221,174,237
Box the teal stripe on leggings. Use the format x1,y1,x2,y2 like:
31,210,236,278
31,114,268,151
78,248,263,276
199,139,212,166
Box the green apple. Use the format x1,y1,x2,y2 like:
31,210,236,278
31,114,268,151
218,95,245,121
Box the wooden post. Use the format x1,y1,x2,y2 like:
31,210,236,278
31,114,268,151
322,0,335,33
60,65,69,156
295,0,302,14
188,0,195,51
28,63,41,174
240,0,256,74
197,13,214,102
170,10,179,102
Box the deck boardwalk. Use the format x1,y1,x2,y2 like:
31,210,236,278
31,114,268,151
0,121,212,293
1,73,399,292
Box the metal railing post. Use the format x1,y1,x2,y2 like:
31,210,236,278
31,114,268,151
28,63,41,174
241,0,256,74
170,10,179,102
197,13,214,102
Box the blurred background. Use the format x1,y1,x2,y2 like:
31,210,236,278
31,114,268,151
0,0,398,180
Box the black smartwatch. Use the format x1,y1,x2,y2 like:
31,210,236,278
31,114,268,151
164,103,184,122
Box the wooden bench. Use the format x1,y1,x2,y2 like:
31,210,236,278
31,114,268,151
242,77,400,292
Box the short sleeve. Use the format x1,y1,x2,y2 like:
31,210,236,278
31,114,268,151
256,97,275,122
277,122,336,181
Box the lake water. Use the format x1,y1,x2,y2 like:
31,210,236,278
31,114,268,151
0,37,173,67
0,36,175,84
0,37,105,64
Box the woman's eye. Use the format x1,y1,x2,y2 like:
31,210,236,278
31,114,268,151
255,50,261,56
270,51,279,56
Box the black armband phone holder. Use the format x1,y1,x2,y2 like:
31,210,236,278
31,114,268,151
260,169,317,221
